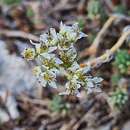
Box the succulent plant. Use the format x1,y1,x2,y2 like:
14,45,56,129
114,4,126,14
111,74,121,87
49,95,70,113
109,88,128,110
87,0,107,20
114,50,130,74
22,23,103,96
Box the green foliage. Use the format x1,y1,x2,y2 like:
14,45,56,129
27,7,35,18
3,0,21,5
87,0,107,20
114,5,126,14
111,74,121,87
114,50,130,74
49,95,70,113
77,18,85,31
109,88,128,110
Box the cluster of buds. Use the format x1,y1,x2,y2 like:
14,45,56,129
22,23,103,96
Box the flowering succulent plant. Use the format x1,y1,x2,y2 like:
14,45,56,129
22,22,103,96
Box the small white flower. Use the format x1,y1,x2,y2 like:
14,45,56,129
59,47,77,68
65,47,77,60
59,22,87,42
57,34,72,50
39,53,62,73
39,70,57,88
66,63,91,88
40,30,58,48
64,77,81,94
22,48,35,60
58,22,87,50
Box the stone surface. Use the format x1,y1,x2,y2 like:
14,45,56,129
0,40,37,95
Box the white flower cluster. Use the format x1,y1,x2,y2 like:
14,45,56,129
22,22,103,96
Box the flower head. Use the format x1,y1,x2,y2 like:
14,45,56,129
39,70,57,88
40,53,63,72
22,48,35,60
59,22,87,43
59,47,77,68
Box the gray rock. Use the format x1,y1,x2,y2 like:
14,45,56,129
0,40,37,95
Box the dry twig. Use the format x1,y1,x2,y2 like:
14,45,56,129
80,15,130,58
0,29,39,41
80,15,117,58
80,29,130,68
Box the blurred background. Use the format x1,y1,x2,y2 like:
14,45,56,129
0,0,130,130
